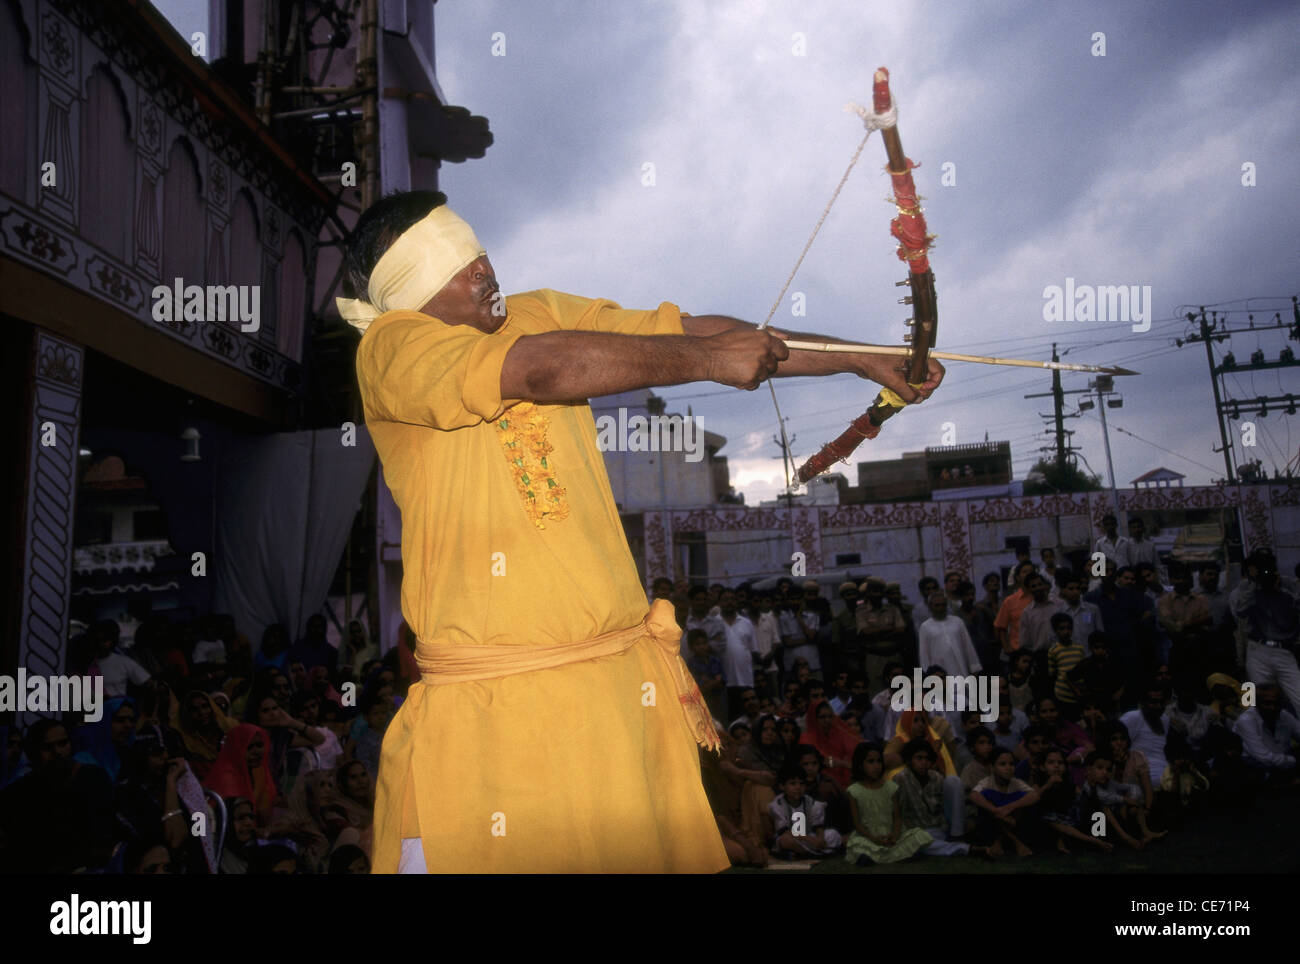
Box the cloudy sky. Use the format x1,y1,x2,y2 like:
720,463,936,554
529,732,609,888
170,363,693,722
157,0,1299,504
430,0,1299,503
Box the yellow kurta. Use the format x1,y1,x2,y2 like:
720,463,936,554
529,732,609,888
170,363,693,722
356,289,729,873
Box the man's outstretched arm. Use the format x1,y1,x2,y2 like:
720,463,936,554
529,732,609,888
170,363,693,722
500,315,944,404
681,314,944,402
499,327,787,402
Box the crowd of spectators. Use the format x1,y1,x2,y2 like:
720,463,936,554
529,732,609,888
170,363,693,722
0,613,409,874
3,511,1297,873
669,516,1300,867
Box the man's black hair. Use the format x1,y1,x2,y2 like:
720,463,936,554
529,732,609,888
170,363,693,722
344,190,447,295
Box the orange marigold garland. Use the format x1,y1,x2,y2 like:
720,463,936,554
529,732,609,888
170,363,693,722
495,401,570,529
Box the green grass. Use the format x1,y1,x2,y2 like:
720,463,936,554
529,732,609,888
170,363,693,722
728,792,1300,874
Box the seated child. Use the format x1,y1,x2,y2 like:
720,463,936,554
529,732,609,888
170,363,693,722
969,747,1038,856
845,742,932,866
1105,722,1165,843
1076,751,1146,850
1033,747,1113,855
767,764,843,859
892,739,979,857
1013,725,1050,781
992,701,1026,752
960,726,996,793
1156,730,1209,830
796,745,851,832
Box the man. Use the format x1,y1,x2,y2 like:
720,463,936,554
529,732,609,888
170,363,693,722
1119,685,1173,788
943,570,963,608
1157,564,1211,686
681,585,726,660
1094,514,1130,573
993,561,1038,662
1229,549,1300,714
1194,562,1236,673
290,614,336,672
800,580,833,674
778,584,823,680
1135,561,1172,664
751,591,781,698
857,580,906,694
1232,683,1298,781
345,191,944,872
1039,548,1059,598
827,670,852,715
917,591,982,678
718,589,759,719
88,620,151,699
1017,571,1064,658
972,571,1003,668
885,582,918,666
950,579,979,639
915,576,941,626
1057,570,1103,654
831,581,867,682
1086,562,1155,708
1123,517,1159,572
728,687,762,734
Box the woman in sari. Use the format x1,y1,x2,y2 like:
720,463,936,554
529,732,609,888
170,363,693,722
799,698,864,789
281,766,336,872
179,690,237,781
74,696,137,782
325,760,374,858
735,714,786,854
883,709,958,781
699,724,770,867
203,723,276,825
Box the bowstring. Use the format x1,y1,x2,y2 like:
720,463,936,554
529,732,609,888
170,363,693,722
760,127,876,497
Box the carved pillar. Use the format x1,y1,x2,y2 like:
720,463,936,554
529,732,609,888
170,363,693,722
17,330,84,726
644,510,673,584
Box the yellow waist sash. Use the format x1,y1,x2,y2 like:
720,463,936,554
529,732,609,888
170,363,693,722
413,598,720,750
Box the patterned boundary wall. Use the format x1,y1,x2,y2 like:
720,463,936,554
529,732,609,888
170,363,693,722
642,484,1294,586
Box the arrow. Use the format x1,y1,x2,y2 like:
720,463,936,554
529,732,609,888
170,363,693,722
779,339,1138,376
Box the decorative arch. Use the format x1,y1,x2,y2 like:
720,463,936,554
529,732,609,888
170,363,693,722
161,136,205,286
0,0,37,200
228,187,261,290
80,63,135,259
276,229,307,361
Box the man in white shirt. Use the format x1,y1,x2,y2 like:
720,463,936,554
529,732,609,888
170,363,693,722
718,589,758,719
751,592,782,699
1119,685,1172,787
680,584,726,660
917,591,982,677
1233,683,1298,778
1123,517,1159,571
89,620,151,698
1092,514,1130,590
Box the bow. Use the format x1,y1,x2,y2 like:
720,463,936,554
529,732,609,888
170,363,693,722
794,67,935,484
